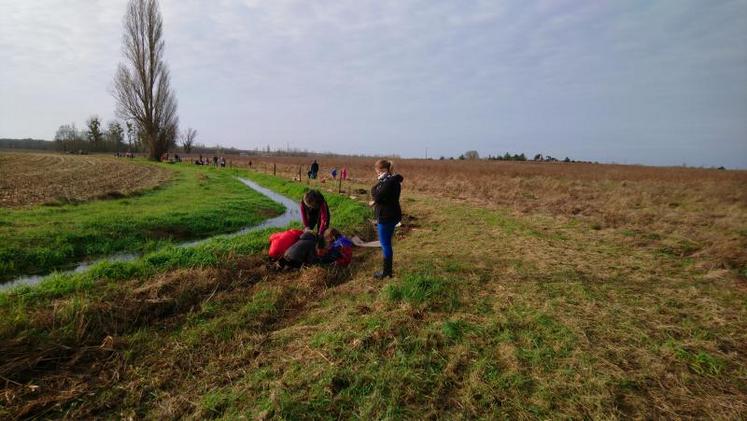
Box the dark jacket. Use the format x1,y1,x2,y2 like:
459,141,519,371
371,173,403,224
300,196,330,236
283,232,318,266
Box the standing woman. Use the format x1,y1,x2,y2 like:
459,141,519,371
369,159,403,279
300,189,330,236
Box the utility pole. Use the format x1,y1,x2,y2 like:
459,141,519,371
425,147,428,160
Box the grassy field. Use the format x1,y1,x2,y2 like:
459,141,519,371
1,155,745,419
0,154,284,281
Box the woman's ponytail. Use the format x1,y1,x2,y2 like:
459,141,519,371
375,159,394,174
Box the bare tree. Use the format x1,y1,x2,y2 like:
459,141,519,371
113,0,178,161
464,150,480,160
180,127,197,154
54,123,82,152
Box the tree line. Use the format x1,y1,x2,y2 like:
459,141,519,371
442,150,589,163
51,116,202,156
53,118,131,154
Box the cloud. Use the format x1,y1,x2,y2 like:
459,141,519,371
0,0,745,167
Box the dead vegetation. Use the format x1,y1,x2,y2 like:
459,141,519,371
0,152,172,207
239,155,747,276
0,250,372,419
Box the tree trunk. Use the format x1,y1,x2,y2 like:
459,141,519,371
147,132,165,161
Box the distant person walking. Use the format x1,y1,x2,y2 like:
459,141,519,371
331,167,338,180
369,159,403,279
309,159,320,179
300,189,330,237
340,166,348,181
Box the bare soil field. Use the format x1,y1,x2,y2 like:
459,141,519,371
0,152,172,207
233,155,747,276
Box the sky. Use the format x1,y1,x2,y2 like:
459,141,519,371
1,0,746,168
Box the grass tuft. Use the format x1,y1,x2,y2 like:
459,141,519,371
385,272,459,311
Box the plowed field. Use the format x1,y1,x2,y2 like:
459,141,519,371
0,152,172,207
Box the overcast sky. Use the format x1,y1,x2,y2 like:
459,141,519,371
1,0,746,167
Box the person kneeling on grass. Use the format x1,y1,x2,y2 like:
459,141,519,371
282,231,319,268
318,228,353,266
268,229,304,260
300,190,330,236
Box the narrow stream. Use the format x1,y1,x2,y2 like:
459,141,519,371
1,178,300,291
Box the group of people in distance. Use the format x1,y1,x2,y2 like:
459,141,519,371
160,152,181,162
269,159,403,279
113,152,136,158
307,159,348,182
194,154,226,167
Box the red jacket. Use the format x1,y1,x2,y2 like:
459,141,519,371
300,198,330,236
319,236,353,266
335,246,353,266
268,229,303,259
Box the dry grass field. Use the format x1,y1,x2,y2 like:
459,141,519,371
236,155,747,277
0,152,172,207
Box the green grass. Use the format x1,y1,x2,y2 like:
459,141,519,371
0,173,369,302
0,170,370,325
0,170,374,418
0,163,284,281
385,272,460,311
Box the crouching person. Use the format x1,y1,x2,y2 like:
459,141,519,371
282,231,319,268
318,228,353,266
268,229,303,260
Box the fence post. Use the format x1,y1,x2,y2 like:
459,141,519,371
273,163,276,176
338,175,342,193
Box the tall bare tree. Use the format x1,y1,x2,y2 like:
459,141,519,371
181,127,197,154
113,0,178,161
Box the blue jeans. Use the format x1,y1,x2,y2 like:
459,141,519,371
377,222,397,259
